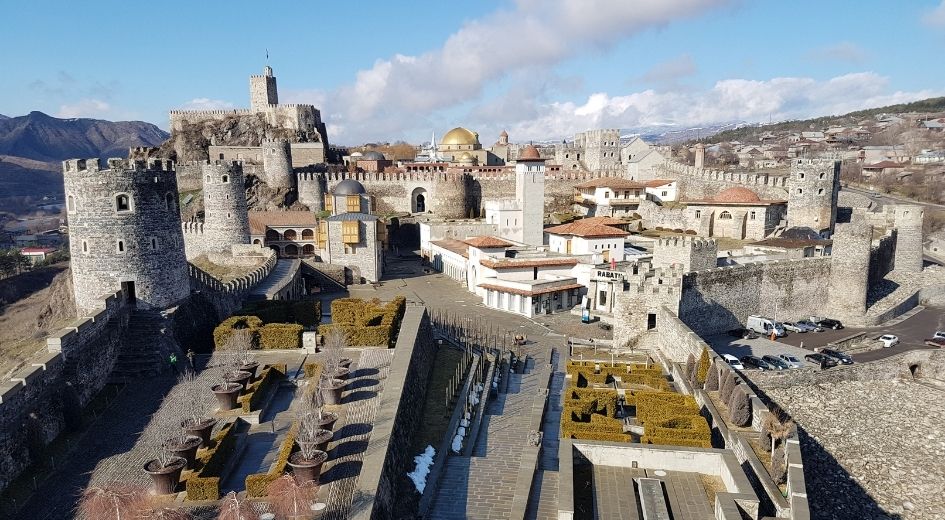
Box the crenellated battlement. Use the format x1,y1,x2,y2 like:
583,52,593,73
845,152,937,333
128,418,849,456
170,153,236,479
62,157,176,174
169,108,253,116
181,221,205,234
657,236,717,250
656,158,788,188
187,246,277,295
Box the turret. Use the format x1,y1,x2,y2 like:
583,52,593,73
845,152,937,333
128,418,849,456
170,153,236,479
261,138,294,188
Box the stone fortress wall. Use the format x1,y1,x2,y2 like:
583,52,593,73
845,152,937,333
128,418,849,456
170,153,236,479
651,158,789,199
63,157,190,314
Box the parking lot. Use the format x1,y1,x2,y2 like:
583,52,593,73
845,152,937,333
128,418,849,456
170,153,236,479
707,306,944,367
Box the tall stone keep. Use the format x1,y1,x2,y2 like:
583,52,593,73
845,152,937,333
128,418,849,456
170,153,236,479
827,222,872,317
515,145,546,246
786,158,840,236
894,204,924,273
250,65,278,112
202,161,250,250
261,138,294,188
63,158,189,314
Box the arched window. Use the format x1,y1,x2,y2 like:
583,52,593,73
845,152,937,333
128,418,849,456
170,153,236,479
302,244,315,255
165,193,174,210
265,229,281,241
253,238,261,245
117,240,125,252
67,195,76,213
222,175,229,184
115,194,131,212
283,229,298,241
150,237,158,250
82,240,88,253
301,229,315,240
718,211,733,220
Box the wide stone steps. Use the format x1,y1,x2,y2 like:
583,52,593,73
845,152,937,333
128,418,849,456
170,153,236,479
107,308,173,384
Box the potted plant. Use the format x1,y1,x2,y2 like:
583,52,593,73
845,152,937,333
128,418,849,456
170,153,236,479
323,328,352,380
303,383,338,431
288,422,329,483
267,474,320,519
164,430,202,469
226,329,260,379
212,370,243,411
177,371,217,447
143,421,187,495
225,368,253,393
319,373,346,406
217,491,259,520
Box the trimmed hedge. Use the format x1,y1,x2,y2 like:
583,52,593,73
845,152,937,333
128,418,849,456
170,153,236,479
240,300,321,328
258,323,304,350
303,362,322,380
560,386,630,441
186,420,239,500
696,348,711,384
635,392,699,426
238,364,287,413
245,421,299,497
319,296,407,348
213,316,263,350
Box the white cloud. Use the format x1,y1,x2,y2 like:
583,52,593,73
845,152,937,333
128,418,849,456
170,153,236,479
326,0,732,141
499,72,941,141
808,41,867,64
924,1,945,27
178,98,235,110
57,99,112,118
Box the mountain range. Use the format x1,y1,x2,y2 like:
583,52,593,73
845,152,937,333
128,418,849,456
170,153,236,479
0,112,168,200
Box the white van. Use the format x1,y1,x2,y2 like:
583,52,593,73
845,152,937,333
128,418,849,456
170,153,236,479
746,315,786,337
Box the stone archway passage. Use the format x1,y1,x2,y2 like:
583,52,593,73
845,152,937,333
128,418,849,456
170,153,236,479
412,187,428,213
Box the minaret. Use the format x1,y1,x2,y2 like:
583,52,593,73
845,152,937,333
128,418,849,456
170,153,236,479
430,130,438,162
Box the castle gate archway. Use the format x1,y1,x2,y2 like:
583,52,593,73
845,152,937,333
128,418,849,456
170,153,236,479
412,187,428,213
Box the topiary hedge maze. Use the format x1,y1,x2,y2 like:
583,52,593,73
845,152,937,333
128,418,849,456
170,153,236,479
317,296,407,348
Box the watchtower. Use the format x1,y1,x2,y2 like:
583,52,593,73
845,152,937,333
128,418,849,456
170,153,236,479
202,161,250,250
297,170,326,210
261,138,294,188
63,158,189,314
250,66,278,112
786,158,840,236
827,222,872,317
893,204,924,273
652,236,718,272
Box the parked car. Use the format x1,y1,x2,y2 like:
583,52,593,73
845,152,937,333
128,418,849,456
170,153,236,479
782,322,805,333
820,348,854,365
925,337,945,348
747,315,787,337
722,353,744,369
879,334,900,348
761,355,790,370
805,353,838,368
777,353,803,369
811,317,844,330
796,320,824,332
740,355,772,370
933,331,945,340
727,328,760,340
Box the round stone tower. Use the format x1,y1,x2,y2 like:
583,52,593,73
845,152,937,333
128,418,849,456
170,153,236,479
787,158,841,236
297,170,326,210
827,222,873,317
261,138,294,188
893,204,924,273
63,157,190,314
202,161,250,250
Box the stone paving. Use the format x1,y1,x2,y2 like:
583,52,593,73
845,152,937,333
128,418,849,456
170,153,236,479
766,379,945,520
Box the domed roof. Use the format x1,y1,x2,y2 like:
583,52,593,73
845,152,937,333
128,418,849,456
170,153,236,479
332,179,366,195
456,152,477,165
442,127,480,146
518,144,542,161
715,187,761,203
500,130,508,137
361,151,385,161
350,151,363,157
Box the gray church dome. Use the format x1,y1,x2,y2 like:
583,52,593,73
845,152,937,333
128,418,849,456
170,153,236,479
360,151,385,161
333,178,367,195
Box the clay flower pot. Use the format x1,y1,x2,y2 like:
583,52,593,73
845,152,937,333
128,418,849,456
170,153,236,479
330,366,350,381
239,361,260,380
312,428,333,453
164,435,202,469
316,411,338,432
225,370,253,393
339,358,352,369
181,417,218,448
320,378,346,405
144,457,186,495
287,450,328,483
212,382,243,411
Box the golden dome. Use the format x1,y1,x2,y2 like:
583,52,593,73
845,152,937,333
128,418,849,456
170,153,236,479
456,152,477,165
441,127,480,146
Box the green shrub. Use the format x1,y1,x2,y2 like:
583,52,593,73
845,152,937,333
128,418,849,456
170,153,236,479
186,420,239,500
324,297,407,348
238,364,287,413
240,300,321,328
697,348,711,384
303,362,322,380
213,316,263,350
258,323,303,349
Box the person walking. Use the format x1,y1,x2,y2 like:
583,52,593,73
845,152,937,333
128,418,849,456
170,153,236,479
169,353,180,375
186,348,195,370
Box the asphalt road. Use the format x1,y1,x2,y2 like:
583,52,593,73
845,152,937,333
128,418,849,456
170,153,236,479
844,185,945,211
771,306,944,362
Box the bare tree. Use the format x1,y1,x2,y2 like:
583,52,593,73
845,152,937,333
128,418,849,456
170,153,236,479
217,491,258,520
322,327,347,376
267,474,319,518
177,370,211,429
78,484,148,520
225,329,257,367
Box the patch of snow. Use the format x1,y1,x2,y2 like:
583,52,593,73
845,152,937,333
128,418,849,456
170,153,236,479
451,434,463,453
406,445,436,493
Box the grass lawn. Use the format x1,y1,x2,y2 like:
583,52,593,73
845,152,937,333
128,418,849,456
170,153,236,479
407,345,465,456
190,254,265,284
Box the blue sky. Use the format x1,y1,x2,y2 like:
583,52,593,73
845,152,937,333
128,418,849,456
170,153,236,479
2,0,944,144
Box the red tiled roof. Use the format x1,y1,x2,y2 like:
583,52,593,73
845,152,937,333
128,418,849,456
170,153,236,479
429,239,469,258
463,236,514,248
477,282,584,297
248,211,320,235
478,257,578,269
683,186,785,206
545,220,629,238
20,247,55,254
641,179,674,188
574,178,646,190
578,216,627,226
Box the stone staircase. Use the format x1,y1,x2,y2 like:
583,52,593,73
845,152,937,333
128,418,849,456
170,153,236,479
108,308,173,384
